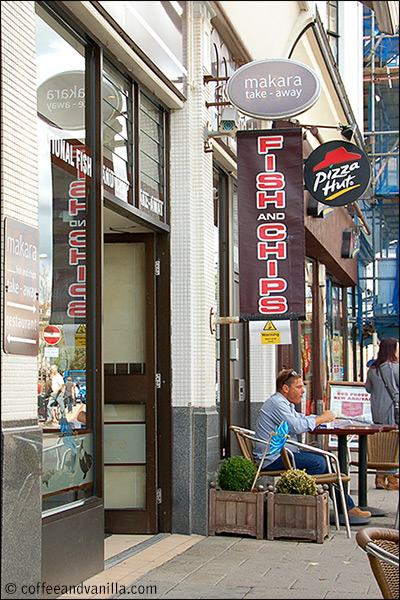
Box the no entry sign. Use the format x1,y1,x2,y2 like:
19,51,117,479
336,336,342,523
43,325,61,345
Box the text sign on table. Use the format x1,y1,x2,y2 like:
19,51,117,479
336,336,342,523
328,382,372,449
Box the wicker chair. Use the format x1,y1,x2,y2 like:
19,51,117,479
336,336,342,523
356,527,399,599
350,429,399,477
230,425,351,537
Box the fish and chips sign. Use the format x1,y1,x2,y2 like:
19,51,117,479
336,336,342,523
237,129,305,320
226,59,319,321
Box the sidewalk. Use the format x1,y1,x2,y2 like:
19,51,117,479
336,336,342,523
61,474,398,600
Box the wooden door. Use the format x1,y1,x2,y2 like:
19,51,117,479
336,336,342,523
103,234,157,533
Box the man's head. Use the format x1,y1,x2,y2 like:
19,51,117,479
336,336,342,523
276,369,304,405
50,364,58,374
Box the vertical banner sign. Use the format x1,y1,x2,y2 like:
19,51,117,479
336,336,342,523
4,218,39,355
237,129,305,319
50,139,90,324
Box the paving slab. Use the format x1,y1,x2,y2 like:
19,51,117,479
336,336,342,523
74,473,398,600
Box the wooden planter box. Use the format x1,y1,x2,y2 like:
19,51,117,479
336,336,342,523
267,491,329,544
209,485,266,540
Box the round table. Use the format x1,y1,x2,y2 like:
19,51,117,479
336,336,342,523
312,423,397,521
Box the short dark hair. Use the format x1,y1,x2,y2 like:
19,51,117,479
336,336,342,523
277,369,301,392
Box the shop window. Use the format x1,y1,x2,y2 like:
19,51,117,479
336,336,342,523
301,260,314,413
104,405,146,509
103,62,134,204
139,93,166,222
327,1,339,62
35,6,93,512
326,281,345,381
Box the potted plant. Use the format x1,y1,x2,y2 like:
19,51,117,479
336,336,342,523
266,469,330,544
208,456,266,539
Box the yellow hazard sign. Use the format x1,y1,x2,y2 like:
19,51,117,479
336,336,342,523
261,330,281,344
75,324,86,346
249,320,292,346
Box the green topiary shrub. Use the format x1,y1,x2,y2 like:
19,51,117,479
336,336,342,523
217,456,258,492
275,468,318,496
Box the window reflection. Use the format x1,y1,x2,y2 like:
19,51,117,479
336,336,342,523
36,6,93,512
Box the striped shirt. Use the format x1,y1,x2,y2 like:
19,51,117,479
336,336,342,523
253,392,317,466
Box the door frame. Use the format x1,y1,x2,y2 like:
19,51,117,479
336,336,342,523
103,232,157,533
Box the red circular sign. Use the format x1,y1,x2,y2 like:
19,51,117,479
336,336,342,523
43,325,61,345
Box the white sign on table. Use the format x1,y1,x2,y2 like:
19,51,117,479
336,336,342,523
327,382,372,449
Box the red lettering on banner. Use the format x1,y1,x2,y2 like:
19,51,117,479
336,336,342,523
238,129,304,319
256,191,286,209
67,301,86,318
69,181,86,197
256,173,285,190
258,296,288,314
266,260,278,278
69,198,86,216
70,248,86,265
257,223,287,241
259,278,287,295
69,230,86,247
257,242,287,260
264,154,276,171
68,283,86,297
255,135,290,314
68,174,86,320
258,136,284,154
76,265,86,282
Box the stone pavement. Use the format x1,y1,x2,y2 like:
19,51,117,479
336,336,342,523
112,476,398,600
65,473,398,600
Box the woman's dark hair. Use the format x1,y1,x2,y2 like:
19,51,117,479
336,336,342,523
371,337,399,370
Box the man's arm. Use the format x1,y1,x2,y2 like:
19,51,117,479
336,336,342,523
315,410,335,427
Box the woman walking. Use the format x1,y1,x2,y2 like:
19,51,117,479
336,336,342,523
365,337,399,490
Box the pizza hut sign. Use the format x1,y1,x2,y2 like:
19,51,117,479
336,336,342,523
304,141,371,207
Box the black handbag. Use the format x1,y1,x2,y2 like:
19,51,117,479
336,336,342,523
379,365,399,425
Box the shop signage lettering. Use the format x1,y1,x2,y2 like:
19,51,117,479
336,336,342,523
38,70,121,130
49,134,92,176
50,143,86,324
140,189,164,217
103,164,130,201
226,59,321,119
304,141,371,206
237,129,305,319
4,218,39,355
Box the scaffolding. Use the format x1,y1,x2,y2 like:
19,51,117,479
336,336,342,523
358,6,399,354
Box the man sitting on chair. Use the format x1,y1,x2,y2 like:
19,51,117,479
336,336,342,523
254,368,371,519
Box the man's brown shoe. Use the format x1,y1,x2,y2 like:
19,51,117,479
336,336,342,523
375,474,387,489
386,475,399,491
348,506,371,518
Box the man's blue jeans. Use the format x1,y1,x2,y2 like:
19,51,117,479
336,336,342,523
264,449,355,510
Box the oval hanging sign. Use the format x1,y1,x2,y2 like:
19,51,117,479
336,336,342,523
304,141,371,207
37,71,122,130
225,58,321,119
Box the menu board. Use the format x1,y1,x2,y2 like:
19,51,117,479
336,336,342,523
327,381,372,449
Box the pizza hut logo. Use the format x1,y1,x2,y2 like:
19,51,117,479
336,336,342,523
304,141,371,207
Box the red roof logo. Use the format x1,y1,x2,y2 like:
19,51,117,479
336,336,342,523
313,147,362,172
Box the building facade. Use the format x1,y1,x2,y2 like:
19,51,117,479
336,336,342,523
2,1,396,596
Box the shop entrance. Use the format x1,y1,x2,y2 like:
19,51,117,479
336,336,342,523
103,233,157,533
